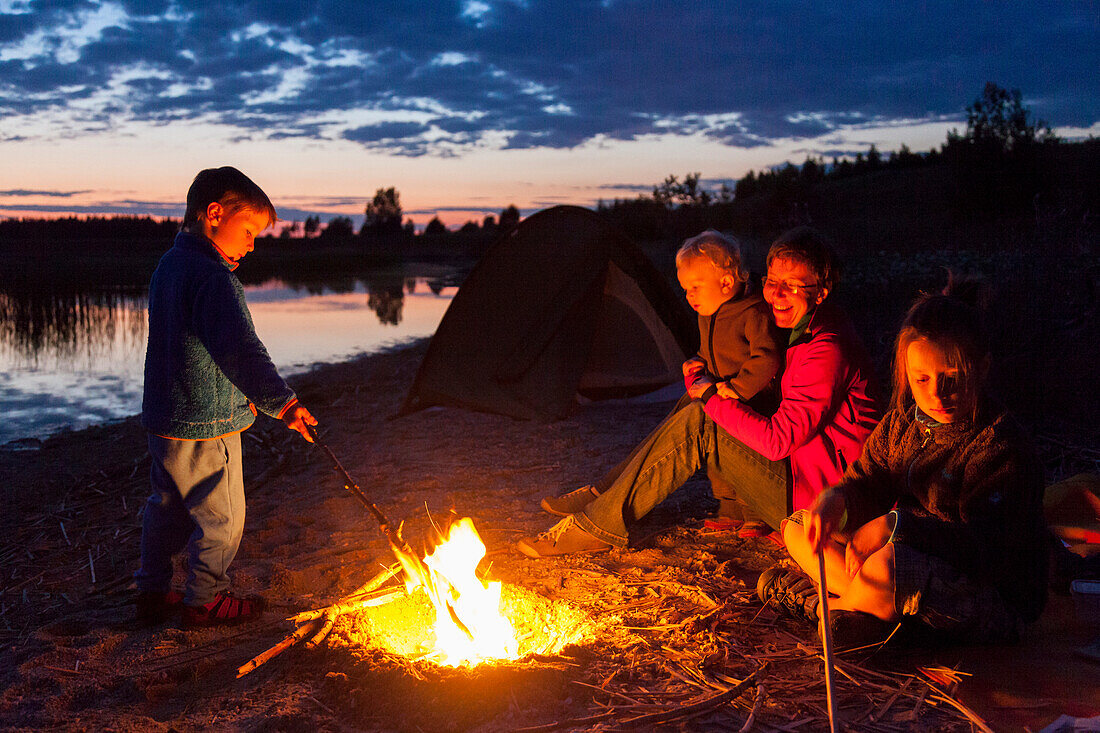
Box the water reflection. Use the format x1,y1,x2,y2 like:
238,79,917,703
0,287,147,368
0,273,459,446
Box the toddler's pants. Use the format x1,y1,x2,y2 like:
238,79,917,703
136,432,245,606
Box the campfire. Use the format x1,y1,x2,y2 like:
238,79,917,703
227,515,999,731
354,516,591,665
238,516,591,677
391,516,520,665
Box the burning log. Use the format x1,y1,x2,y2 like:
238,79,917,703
288,563,403,624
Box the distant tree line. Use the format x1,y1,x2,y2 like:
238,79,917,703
593,83,1097,251
261,183,523,259
0,215,178,252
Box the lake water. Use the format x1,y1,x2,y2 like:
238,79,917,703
0,273,458,447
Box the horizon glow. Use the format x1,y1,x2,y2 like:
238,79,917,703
1,2,1096,228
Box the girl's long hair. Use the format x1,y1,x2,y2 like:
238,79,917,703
891,275,991,422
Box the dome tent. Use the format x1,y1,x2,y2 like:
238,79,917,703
401,205,698,421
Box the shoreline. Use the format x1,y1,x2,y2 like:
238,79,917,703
0,339,437,518
0,337,435,453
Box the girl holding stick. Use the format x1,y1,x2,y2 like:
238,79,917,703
760,278,1048,646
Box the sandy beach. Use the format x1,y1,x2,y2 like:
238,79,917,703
1,340,1097,731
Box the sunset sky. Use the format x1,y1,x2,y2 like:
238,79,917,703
2,1,1097,228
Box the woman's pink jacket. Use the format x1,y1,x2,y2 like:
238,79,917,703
698,303,881,510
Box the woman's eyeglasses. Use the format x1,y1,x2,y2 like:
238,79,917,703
761,277,819,296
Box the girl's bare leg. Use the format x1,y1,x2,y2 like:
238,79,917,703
831,543,899,622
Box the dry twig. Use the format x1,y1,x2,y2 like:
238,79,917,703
237,617,324,678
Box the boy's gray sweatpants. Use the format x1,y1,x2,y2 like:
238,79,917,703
136,432,245,606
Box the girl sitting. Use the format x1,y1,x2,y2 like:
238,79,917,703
760,279,1048,646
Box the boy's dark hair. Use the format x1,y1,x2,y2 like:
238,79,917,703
766,226,839,292
183,167,276,229
891,274,992,422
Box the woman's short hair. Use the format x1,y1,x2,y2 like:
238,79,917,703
766,226,839,292
891,276,991,422
183,166,277,229
676,229,749,284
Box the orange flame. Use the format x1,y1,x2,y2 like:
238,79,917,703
393,517,519,666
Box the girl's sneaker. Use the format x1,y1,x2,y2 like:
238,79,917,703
756,565,820,624
183,592,266,628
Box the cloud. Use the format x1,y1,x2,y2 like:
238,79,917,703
0,188,91,197
0,201,182,216
0,1,1095,156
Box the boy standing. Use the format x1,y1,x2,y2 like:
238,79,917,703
520,230,783,556
136,167,316,627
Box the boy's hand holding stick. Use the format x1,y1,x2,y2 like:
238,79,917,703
282,400,318,441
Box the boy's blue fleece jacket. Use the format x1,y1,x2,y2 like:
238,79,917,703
142,231,296,439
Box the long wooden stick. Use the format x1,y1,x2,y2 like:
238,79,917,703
306,426,472,639
236,617,323,678
817,551,839,733
306,425,426,574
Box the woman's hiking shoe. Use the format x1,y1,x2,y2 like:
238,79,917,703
738,520,772,538
756,565,820,624
540,485,599,516
703,516,744,531
516,516,612,558
183,592,266,628
135,589,184,626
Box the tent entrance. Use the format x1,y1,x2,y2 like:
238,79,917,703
578,263,687,399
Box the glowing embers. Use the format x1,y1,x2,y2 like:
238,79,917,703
349,517,590,666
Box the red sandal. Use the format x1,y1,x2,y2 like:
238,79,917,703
183,592,266,628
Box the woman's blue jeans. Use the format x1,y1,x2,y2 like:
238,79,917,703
576,399,791,547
